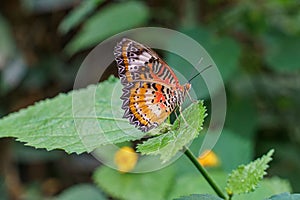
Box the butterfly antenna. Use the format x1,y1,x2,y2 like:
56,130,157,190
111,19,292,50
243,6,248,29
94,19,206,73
188,64,213,83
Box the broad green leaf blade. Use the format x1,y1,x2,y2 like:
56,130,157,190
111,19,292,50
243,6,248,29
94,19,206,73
65,1,149,55
234,177,292,200
137,101,206,163
58,0,104,34
266,192,300,200
0,77,145,154
167,171,227,200
93,165,175,200
226,149,275,195
174,194,223,200
56,184,107,200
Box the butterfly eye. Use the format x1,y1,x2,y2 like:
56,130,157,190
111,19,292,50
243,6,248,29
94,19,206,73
185,83,191,91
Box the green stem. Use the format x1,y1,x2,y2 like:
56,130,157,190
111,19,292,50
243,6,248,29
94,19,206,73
183,146,227,199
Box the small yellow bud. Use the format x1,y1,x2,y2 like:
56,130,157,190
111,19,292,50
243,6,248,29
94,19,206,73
114,146,138,173
198,150,220,167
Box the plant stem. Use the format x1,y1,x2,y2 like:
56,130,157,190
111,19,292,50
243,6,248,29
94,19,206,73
183,146,227,199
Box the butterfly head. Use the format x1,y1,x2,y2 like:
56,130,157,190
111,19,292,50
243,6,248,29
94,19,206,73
183,83,191,94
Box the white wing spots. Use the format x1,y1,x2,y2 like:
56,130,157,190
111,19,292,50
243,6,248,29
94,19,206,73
139,53,152,61
132,102,151,124
128,65,139,72
141,113,151,122
129,59,145,65
148,104,162,117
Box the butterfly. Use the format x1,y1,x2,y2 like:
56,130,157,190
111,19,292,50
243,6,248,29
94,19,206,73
114,38,191,132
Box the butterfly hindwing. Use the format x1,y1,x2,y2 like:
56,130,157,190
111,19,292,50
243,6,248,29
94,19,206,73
121,81,178,132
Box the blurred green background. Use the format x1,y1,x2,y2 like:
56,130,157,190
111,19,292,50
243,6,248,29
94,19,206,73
0,0,299,199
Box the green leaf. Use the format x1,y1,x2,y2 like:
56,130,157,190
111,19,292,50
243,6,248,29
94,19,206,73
58,0,104,34
93,165,175,200
226,149,275,195
266,192,300,200
137,101,206,163
56,184,107,200
264,35,300,72
234,177,292,200
174,194,223,200
65,1,149,55
167,171,227,200
0,77,145,154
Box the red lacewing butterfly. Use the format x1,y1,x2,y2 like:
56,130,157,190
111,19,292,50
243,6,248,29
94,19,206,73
114,38,191,132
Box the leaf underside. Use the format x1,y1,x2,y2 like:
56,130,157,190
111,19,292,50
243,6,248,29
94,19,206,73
137,101,207,163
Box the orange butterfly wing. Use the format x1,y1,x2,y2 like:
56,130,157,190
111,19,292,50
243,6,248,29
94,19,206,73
114,38,188,132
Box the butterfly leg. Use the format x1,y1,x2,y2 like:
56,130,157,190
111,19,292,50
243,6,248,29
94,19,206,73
187,91,197,104
178,106,189,128
174,110,181,129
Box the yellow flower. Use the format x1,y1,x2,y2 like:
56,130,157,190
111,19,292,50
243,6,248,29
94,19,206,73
114,146,138,173
198,150,220,167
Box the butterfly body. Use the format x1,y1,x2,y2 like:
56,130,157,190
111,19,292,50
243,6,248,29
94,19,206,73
114,38,190,132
